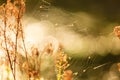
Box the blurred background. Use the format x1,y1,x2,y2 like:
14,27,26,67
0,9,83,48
1,0,120,80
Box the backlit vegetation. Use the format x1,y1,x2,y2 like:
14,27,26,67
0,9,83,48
0,0,72,80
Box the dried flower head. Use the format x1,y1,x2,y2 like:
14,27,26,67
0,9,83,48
22,61,29,70
63,70,73,80
45,43,54,55
114,26,120,38
31,46,39,57
117,63,120,72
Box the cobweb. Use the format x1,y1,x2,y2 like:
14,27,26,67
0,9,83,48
67,53,120,80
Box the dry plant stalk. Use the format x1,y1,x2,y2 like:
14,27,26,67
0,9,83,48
0,0,26,80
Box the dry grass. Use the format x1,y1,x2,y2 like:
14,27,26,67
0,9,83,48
0,0,73,80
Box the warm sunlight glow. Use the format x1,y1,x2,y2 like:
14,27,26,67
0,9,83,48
40,77,44,80
24,23,45,45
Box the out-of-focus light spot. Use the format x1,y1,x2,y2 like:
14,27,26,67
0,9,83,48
88,56,91,59
40,77,44,80
83,69,86,72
